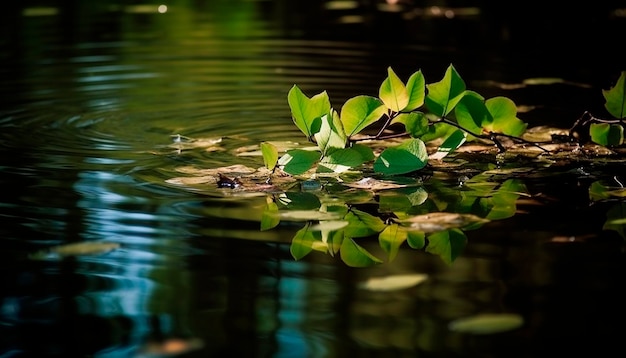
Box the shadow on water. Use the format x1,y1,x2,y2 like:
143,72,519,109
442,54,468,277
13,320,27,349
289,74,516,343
1,1,626,357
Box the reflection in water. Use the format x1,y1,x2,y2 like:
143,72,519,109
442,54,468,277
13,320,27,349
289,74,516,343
1,0,625,357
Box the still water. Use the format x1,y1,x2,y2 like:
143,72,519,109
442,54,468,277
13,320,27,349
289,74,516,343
1,1,625,357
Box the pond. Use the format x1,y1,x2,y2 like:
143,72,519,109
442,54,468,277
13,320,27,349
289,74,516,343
1,1,625,357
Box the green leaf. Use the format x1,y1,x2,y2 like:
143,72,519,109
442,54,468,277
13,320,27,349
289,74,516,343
340,238,383,267
374,138,428,175
429,129,466,160
406,230,425,249
485,97,527,136
340,95,386,137
260,201,280,231
278,149,319,175
404,70,426,111
379,67,409,112
393,112,429,138
420,121,457,143
603,203,626,240
287,85,331,138
314,112,346,156
290,224,321,260
425,229,467,264
448,313,524,335
318,147,367,173
602,71,626,119
379,224,408,262
454,91,488,136
590,123,624,146
260,142,278,171
425,64,466,117
343,209,386,238
350,143,375,162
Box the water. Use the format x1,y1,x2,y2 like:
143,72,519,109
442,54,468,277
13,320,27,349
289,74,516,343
1,1,625,357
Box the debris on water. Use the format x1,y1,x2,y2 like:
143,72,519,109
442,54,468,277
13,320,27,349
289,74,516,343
29,241,120,260
217,173,242,189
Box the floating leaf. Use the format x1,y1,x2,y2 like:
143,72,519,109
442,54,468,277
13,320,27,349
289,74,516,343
280,210,343,221
448,313,524,334
340,238,383,267
429,129,466,160
358,273,428,291
278,149,319,175
425,64,466,117
379,67,409,112
374,138,428,175
340,95,386,137
399,212,489,232
602,71,626,119
318,147,367,173
30,241,120,260
260,142,278,171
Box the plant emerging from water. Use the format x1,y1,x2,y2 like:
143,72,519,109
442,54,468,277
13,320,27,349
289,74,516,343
250,65,626,266
261,64,625,177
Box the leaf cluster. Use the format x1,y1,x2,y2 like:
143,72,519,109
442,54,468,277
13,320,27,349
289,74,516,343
262,66,626,178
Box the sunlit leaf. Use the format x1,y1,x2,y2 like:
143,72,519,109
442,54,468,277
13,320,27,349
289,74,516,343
287,85,331,138
344,209,386,237
350,143,375,162
399,212,489,233
454,91,488,136
358,273,428,291
379,67,409,112
260,201,280,231
340,238,383,267
425,229,467,264
340,95,386,137
448,313,524,334
278,149,319,175
590,123,624,146
374,138,428,175
260,142,278,171
425,64,466,117
602,71,626,119
393,112,429,138
315,112,346,156
404,69,426,111
485,97,527,136
318,147,368,173
429,129,467,160
379,224,408,261
290,224,321,260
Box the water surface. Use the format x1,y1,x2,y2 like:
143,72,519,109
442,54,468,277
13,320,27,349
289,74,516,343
1,2,625,357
